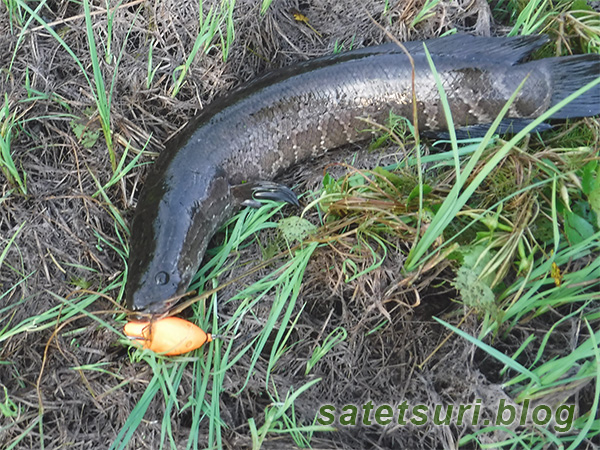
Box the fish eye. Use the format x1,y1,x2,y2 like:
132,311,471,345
155,271,170,285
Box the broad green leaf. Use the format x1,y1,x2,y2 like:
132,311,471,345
564,210,596,244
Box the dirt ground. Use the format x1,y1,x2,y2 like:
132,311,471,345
0,0,597,449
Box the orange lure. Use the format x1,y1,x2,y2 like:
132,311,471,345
123,317,212,356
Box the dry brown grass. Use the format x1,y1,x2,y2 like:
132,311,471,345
3,1,589,449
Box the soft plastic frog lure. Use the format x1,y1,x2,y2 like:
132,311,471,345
123,317,212,356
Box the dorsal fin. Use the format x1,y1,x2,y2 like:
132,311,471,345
349,34,549,66
420,34,549,65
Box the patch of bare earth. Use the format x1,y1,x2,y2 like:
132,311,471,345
0,0,594,449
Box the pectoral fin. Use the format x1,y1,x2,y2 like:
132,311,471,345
232,181,300,208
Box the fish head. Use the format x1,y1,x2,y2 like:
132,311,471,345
126,256,189,316
125,180,199,316
125,159,233,316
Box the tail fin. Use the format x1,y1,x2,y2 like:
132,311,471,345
546,54,600,119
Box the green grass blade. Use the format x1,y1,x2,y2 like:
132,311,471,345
434,316,542,385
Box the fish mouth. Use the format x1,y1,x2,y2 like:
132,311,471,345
128,298,177,319
125,268,186,317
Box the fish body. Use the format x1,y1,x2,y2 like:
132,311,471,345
126,34,600,315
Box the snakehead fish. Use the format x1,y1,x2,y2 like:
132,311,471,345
125,34,600,315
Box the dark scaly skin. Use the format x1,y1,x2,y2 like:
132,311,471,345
126,34,600,315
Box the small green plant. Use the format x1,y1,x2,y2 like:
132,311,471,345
411,0,444,28
146,38,162,89
171,0,236,97
508,0,555,36
580,159,600,227
248,378,334,449
0,94,27,195
0,385,19,418
1,0,25,30
278,216,317,247
260,0,273,15
70,113,101,149
305,327,347,375
560,7,600,53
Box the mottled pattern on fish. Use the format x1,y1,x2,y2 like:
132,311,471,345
126,34,600,315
